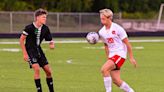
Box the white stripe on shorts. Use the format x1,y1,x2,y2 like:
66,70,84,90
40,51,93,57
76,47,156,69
115,57,122,64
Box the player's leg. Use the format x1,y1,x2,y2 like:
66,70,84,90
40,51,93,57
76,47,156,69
110,55,135,92
110,70,134,92
43,64,54,92
43,64,52,78
110,70,122,86
32,63,42,92
101,59,116,92
28,50,42,92
38,48,54,92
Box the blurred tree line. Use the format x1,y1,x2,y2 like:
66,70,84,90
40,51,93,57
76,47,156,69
0,0,163,19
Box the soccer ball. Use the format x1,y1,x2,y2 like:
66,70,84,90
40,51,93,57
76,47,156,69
86,32,99,44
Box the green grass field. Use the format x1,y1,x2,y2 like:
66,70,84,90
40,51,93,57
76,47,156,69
0,37,164,92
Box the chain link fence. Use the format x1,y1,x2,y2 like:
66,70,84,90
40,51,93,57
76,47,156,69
0,11,164,33
0,12,102,33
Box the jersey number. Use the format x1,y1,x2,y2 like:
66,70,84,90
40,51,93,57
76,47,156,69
107,38,114,43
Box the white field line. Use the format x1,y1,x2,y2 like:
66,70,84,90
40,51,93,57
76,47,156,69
84,46,144,50
0,46,144,53
0,39,164,44
0,48,20,52
133,46,144,49
129,40,164,42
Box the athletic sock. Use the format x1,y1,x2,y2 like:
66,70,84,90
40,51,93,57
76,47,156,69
103,77,112,92
120,81,134,92
46,78,54,92
34,79,42,92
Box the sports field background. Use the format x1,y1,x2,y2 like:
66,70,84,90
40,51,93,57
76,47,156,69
0,37,164,92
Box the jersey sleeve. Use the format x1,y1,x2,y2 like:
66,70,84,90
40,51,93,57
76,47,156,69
45,27,53,41
117,25,128,40
22,26,30,36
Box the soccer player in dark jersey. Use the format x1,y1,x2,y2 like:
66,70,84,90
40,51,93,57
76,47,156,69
20,8,55,92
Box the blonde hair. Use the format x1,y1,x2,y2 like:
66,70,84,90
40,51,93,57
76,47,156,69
99,8,113,19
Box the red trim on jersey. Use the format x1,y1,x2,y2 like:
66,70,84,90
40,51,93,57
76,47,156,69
109,55,125,69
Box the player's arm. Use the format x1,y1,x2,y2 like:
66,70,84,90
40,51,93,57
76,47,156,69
122,38,137,68
20,34,29,61
49,40,54,49
44,26,55,49
45,33,54,49
104,43,109,59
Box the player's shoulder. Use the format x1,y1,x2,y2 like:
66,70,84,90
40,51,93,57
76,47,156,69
98,26,105,34
42,24,50,30
25,23,33,28
42,24,48,28
25,23,34,30
112,22,125,32
112,22,123,29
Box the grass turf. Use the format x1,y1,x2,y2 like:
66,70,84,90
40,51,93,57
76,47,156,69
0,37,164,92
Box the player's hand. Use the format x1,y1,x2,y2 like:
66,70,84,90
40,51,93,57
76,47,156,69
49,41,54,49
129,57,137,68
23,53,29,62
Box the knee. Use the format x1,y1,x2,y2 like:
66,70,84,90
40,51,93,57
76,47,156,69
101,67,109,76
112,78,118,84
46,69,52,77
33,67,40,79
32,64,40,72
34,68,40,74
101,68,105,74
112,78,122,87
33,65,40,73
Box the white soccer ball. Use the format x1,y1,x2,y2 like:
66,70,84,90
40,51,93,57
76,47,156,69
86,32,99,44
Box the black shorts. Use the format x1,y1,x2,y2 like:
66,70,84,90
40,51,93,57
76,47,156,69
27,47,48,68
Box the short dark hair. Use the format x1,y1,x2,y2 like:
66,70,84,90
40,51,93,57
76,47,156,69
34,8,48,17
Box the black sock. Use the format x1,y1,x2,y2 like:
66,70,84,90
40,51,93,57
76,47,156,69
34,79,42,92
46,78,54,92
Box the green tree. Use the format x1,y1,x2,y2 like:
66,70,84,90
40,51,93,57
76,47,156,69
0,0,164,19
92,0,106,12
92,0,119,12
81,0,93,12
104,0,119,12
56,0,85,12
0,0,33,11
